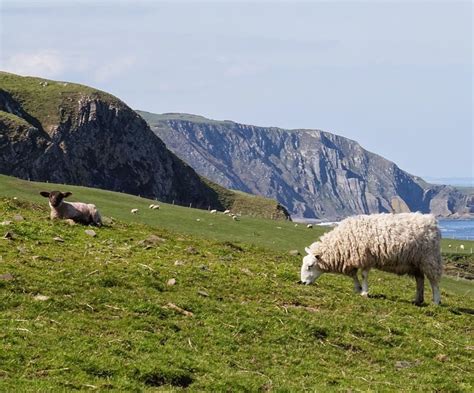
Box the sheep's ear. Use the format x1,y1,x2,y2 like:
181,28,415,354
40,191,50,198
62,192,72,198
305,247,311,255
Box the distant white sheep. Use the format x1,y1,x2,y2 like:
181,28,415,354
460,244,465,250
232,215,239,221
148,204,160,210
300,213,443,305
210,209,217,214
40,191,102,226
223,210,231,215
131,208,139,214
306,224,313,229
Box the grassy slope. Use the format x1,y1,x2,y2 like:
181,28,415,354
0,175,473,391
0,71,120,131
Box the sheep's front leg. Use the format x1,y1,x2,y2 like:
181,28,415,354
414,274,425,306
350,271,362,294
361,269,370,297
429,278,441,305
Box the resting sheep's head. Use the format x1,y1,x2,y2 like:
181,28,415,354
300,246,323,285
40,191,72,208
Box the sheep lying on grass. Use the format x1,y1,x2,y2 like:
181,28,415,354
40,191,102,227
300,213,443,305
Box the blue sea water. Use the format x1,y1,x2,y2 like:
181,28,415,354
438,219,474,240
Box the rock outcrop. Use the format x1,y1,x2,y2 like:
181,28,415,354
139,111,473,220
0,72,223,209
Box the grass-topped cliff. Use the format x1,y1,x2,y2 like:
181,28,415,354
0,73,289,219
0,71,121,132
0,175,473,391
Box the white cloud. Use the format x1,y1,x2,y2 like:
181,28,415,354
93,56,136,83
2,50,64,78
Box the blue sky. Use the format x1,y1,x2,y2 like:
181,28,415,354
1,0,472,179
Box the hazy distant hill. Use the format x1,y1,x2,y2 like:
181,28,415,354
139,111,473,220
0,72,290,219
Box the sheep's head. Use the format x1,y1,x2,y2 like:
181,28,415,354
300,246,323,285
40,191,72,207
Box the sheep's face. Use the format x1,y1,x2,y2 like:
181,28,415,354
40,191,72,207
300,247,323,285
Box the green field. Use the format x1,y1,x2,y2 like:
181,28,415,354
0,174,473,391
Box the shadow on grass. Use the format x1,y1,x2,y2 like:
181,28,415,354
450,307,474,315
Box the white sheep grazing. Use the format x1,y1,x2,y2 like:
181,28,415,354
40,191,102,226
210,209,217,214
223,209,231,215
300,213,443,305
460,244,465,250
148,204,160,210
131,208,139,214
306,224,313,229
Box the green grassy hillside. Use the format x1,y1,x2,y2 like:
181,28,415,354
0,175,473,391
0,71,121,130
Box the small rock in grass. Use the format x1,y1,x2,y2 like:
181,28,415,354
395,361,412,369
288,249,300,256
174,260,185,266
167,278,176,286
12,214,24,222
240,268,252,275
0,273,14,281
33,294,50,301
85,229,96,237
395,360,421,370
196,218,201,222
198,290,209,297
0,221,12,226
53,236,64,242
186,246,198,255
3,232,14,240
145,234,165,244
65,219,76,226
435,354,449,362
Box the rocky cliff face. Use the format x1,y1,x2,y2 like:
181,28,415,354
139,111,473,219
0,73,223,209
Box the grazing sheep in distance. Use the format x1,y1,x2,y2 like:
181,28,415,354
300,213,443,305
306,224,313,229
223,209,231,215
460,244,465,250
40,191,102,226
131,208,139,214
210,209,217,214
148,204,160,210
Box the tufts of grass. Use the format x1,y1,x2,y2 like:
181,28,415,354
0,195,473,391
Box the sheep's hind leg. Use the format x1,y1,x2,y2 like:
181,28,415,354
351,271,362,294
361,269,370,297
414,274,425,306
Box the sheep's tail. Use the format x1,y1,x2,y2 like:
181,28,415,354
90,205,102,227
